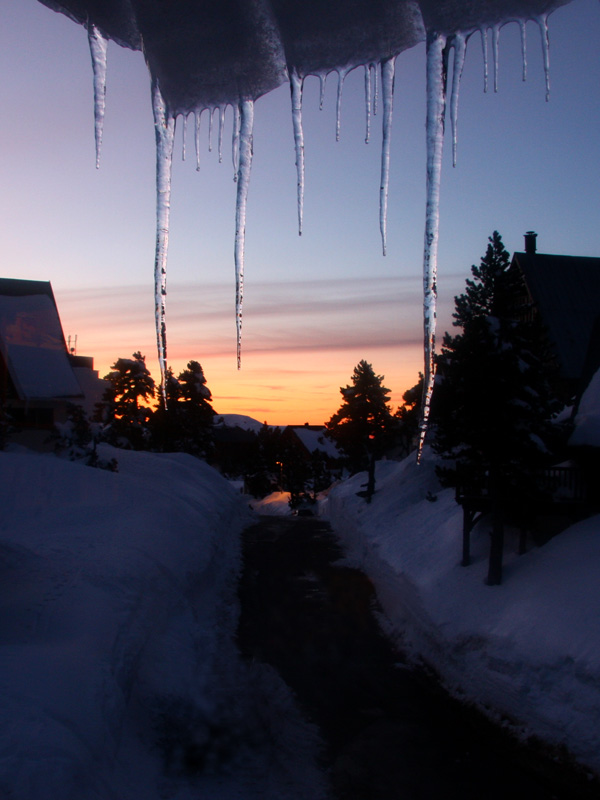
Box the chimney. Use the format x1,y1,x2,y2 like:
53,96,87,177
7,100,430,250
524,231,537,254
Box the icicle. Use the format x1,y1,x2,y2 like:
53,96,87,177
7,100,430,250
182,113,187,161
335,68,349,142
480,27,489,92
319,73,326,111
87,23,108,169
373,62,379,116
536,14,551,101
379,58,395,257
290,69,305,236
364,64,372,144
232,105,241,181
151,79,176,406
519,20,528,81
208,107,214,152
450,34,466,168
218,106,225,163
235,100,254,369
491,25,500,92
418,32,447,463
194,111,201,171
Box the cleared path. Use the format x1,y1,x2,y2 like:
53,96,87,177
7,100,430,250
236,515,599,799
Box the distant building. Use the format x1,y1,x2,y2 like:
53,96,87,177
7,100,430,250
281,424,341,467
0,278,106,446
508,232,600,402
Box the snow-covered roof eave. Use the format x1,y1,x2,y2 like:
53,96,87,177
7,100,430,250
36,0,572,113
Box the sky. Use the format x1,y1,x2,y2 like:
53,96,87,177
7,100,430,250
1,0,599,425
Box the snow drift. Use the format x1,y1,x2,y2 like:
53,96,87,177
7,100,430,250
325,449,600,775
0,447,325,799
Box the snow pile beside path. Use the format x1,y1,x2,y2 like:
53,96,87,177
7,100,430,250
250,491,293,516
571,367,600,447
324,450,600,774
0,447,325,800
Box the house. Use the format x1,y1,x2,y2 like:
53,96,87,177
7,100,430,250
281,424,341,464
508,232,600,403
281,424,342,468
0,278,105,446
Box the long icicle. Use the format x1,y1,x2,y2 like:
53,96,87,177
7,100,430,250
182,113,187,161
235,99,255,369
195,110,201,171
364,64,372,144
379,58,395,257
208,107,214,152
290,69,305,236
218,106,225,163
232,105,241,180
450,34,466,168
319,73,326,111
492,24,500,92
151,79,176,407
537,14,551,101
519,20,528,81
335,69,349,142
480,27,489,92
418,32,447,463
87,23,108,169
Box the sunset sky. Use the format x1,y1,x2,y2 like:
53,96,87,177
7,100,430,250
1,0,599,425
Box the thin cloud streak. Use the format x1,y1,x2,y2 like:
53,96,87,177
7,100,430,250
56,274,459,364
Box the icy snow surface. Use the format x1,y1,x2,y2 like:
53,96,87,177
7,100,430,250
323,450,600,775
0,447,326,800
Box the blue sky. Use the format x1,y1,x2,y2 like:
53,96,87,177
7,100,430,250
0,0,599,423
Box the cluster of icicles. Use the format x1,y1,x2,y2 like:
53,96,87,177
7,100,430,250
88,16,552,461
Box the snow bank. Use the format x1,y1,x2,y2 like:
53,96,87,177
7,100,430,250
324,451,600,775
0,447,325,799
571,367,600,447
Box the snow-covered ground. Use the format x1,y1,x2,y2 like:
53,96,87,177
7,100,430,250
0,446,326,800
323,375,600,777
1,374,598,794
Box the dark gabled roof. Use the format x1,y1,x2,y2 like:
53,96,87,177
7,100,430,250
0,278,82,401
0,278,56,300
510,252,600,383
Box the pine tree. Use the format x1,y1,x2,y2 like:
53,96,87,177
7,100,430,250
100,351,155,448
326,360,394,478
394,373,423,457
432,232,563,504
153,361,215,456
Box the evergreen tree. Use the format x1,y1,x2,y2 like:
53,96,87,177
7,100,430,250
153,361,215,456
326,360,394,478
99,351,155,448
432,232,563,508
394,373,423,457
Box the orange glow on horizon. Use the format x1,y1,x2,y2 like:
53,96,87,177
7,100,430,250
86,342,423,427
56,280,427,427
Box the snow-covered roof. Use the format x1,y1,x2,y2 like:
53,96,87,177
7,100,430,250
288,426,340,459
0,286,82,401
214,414,266,433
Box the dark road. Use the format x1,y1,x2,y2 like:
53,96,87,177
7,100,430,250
236,515,599,800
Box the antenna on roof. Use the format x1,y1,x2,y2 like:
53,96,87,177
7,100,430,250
67,334,78,355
